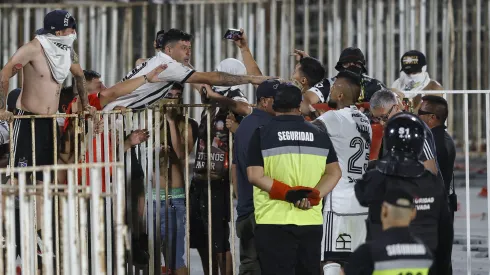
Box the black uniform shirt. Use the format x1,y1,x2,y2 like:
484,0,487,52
431,125,456,194
344,227,433,275
354,169,453,274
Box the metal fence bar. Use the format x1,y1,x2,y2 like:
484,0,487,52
420,0,426,54
303,0,309,55
463,90,471,275
269,0,277,77
486,92,490,266
123,111,133,275
115,166,126,275
103,113,113,274
184,107,191,275
154,108,162,274
9,8,18,91
206,107,213,275
5,192,15,275
43,170,54,275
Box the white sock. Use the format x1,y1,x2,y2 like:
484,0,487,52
323,262,341,275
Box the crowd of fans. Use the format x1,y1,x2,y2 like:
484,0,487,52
0,9,458,275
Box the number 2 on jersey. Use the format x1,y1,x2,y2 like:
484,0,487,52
347,137,370,175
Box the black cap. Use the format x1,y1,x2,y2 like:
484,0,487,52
272,83,302,111
400,50,427,74
384,188,414,209
35,10,77,35
256,80,281,102
335,47,367,73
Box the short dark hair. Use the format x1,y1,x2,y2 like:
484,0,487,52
59,86,76,113
83,70,101,81
299,57,325,88
421,95,449,122
156,28,193,49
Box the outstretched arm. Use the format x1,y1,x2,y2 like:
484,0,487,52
186,71,273,86
0,41,38,112
99,64,168,107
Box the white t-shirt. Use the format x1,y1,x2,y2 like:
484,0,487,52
103,51,195,111
314,106,372,215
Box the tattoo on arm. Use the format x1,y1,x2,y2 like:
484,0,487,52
217,72,250,86
0,63,21,110
0,94,5,110
71,49,79,64
75,75,89,108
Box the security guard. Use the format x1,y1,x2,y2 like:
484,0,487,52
354,112,453,275
247,83,342,275
344,188,433,275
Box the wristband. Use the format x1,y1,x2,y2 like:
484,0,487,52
143,75,149,83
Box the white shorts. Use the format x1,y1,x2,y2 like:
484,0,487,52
321,211,367,262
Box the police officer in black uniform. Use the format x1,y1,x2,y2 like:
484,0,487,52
344,188,433,275
354,112,453,275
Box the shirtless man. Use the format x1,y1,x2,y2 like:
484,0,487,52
391,50,444,111
0,10,90,171
0,10,90,265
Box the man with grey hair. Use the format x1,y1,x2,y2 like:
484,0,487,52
369,89,439,176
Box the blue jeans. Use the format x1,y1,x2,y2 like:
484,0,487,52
152,198,186,269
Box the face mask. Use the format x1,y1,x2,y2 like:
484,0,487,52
342,65,363,75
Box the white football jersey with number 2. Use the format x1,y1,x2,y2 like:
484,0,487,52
314,106,372,215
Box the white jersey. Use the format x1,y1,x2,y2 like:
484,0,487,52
314,106,372,215
103,51,195,111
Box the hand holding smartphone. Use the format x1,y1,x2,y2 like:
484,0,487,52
223,29,243,40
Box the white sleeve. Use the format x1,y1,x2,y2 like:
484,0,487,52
316,111,341,137
157,61,195,83
308,87,325,103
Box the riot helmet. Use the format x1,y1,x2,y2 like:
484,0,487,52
383,112,426,160
376,112,427,178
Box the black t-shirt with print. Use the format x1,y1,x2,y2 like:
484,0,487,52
193,88,248,181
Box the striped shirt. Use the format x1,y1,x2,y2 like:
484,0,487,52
103,51,195,111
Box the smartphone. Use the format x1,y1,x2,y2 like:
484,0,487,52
223,29,242,40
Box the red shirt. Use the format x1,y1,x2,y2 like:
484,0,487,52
63,93,103,133
63,93,112,191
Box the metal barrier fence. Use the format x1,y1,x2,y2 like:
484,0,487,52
0,96,488,274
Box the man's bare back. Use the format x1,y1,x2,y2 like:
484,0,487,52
19,39,62,115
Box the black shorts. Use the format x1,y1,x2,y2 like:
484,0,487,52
189,179,231,253
255,224,322,275
12,109,60,181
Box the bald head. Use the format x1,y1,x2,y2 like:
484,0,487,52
327,76,361,110
381,202,416,230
